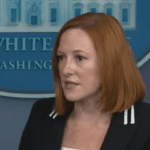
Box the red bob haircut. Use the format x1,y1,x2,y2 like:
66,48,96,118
51,12,146,116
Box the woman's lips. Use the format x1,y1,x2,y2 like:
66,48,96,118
65,83,79,89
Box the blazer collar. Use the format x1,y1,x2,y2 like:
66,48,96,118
49,104,136,126
47,101,142,150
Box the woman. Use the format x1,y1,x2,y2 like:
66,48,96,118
18,13,150,150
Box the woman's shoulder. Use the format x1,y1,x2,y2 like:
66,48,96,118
34,97,55,105
136,101,150,112
135,101,150,125
31,97,55,112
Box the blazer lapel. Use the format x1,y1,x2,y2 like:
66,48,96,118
44,114,67,150
45,101,141,150
101,103,140,150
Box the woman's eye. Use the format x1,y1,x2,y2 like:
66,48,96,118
57,55,85,61
57,55,63,61
76,55,84,61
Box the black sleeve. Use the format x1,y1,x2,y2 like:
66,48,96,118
144,138,150,150
18,100,39,150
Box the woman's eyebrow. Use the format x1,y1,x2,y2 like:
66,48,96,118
57,49,88,54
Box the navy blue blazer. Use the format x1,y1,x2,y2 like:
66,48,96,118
18,97,150,150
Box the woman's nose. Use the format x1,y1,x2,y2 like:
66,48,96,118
62,59,75,75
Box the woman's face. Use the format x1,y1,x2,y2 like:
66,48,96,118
57,28,101,103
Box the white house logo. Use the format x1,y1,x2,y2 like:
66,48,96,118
0,0,150,98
